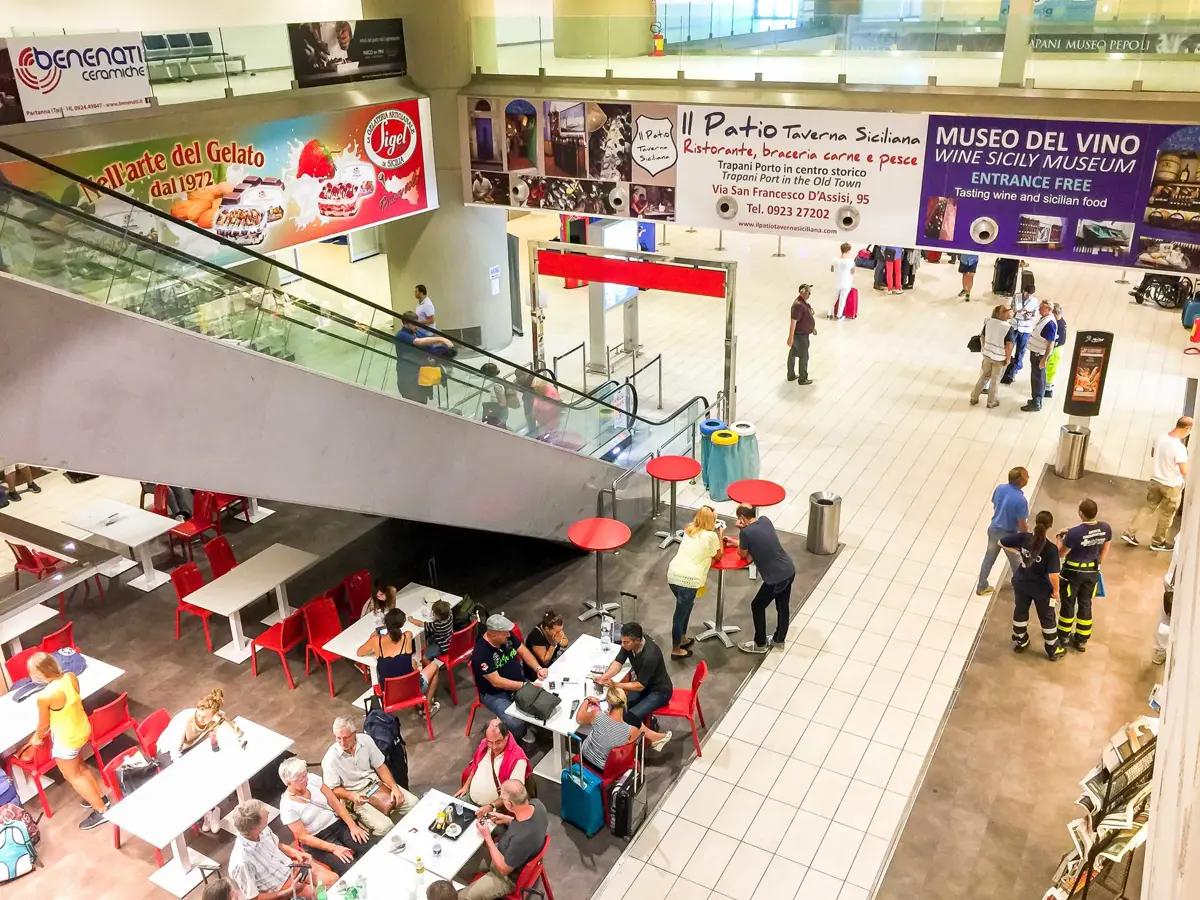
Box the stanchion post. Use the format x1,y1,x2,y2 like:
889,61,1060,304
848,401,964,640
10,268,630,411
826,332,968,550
1115,269,1130,284
715,230,725,251
660,223,670,247
772,236,784,257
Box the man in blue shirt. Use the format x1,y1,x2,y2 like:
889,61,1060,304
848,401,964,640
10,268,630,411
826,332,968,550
394,312,453,403
977,466,1030,595
471,614,547,741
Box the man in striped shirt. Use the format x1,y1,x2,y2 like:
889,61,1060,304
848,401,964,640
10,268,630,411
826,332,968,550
228,800,336,899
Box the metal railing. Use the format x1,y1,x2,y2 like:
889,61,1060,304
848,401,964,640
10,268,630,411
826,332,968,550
626,353,663,411
552,341,587,390
597,392,722,521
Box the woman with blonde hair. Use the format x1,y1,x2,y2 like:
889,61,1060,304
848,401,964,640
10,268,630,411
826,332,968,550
575,684,672,768
159,687,245,831
666,505,725,658
26,651,110,829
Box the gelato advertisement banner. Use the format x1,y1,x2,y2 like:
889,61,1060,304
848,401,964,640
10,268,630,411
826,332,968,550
917,115,1200,274
3,98,436,265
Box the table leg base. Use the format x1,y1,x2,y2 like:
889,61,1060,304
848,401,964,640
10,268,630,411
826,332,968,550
695,620,741,648
578,601,621,622
532,751,564,782
148,848,216,898
245,505,275,524
261,608,295,626
128,569,171,592
352,685,376,708
213,640,254,664
655,529,684,549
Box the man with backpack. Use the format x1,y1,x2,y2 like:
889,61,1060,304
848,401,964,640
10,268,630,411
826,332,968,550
321,715,416,837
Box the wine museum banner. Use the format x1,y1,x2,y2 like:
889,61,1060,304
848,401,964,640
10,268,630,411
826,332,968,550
3,98,437,266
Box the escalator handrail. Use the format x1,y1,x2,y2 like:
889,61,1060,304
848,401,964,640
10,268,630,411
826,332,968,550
0,138,705,429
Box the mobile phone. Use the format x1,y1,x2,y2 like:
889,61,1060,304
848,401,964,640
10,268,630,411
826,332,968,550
362,782,381,799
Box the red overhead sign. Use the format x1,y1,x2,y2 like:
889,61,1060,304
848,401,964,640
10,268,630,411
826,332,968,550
536,249,727,298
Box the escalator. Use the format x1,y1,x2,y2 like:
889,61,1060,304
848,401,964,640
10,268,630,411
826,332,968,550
0,141,710,540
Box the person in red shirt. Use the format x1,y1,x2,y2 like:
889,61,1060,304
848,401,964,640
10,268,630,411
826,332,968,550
787,284,817,385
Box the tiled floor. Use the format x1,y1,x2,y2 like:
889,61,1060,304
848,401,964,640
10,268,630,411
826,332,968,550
505,216,1190,900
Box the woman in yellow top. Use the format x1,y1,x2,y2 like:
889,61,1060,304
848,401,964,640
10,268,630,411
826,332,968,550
28,651,110,829
666,506,725,659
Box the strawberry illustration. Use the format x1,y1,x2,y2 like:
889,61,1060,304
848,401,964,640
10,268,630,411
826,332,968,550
296,139,335,180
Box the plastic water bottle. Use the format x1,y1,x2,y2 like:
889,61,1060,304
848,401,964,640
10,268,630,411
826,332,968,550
414,855,424,875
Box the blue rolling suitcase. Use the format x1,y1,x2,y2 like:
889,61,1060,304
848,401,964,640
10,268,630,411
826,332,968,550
560,743,605,837
1182,298,1200,329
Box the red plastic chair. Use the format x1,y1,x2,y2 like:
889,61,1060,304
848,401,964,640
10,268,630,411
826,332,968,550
251,609,306,690
465,676,486,737
437,621,477,706
88,691,140,768
203,536,238,579
576,739,639,827
4,646,41,684
101,747,166,867
653,661,709,757
169,491,220,561
342,570,372,621
136,708,170,758
7,540,66,586
40,621,76,653
171,563,214,652
152,484,171,518
213,493,252,526
377,671,435,741
4,739,56,816
470,835,555,900
303,595,346,698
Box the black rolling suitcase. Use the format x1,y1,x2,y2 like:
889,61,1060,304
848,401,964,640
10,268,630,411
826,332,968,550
1020,268,1036,295
608,737,647,839
992,257,1020,296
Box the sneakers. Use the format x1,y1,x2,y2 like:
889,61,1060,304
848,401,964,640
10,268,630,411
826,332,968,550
969,398,979,406
203,806,222,833
787,373,797,382
1150,541,1175,552
986,402,999,409
429,700,442,718
976,585,994,596
1020,402,1042,412
798,379,813,386
1152,648,1167,665
1121,533,1139,547
1072,640,1087,653
520,730,538,745
650,731,673,752
79,808,108,831
1012,638,1029,653
771,636,787,647
963,293,971,302
958,289,967,298
7,490,21,502
738,641,771,655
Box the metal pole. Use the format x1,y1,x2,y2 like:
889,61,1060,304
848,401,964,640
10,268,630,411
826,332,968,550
595,551,604,607
686,225,697,234
724,266,737,421
772,235,785,257
529,239,546,369
715,230,725,251
660,223,670,247
1115,269,1130,284
658,356,663,409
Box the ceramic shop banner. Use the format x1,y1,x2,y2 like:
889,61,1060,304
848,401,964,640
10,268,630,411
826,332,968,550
3,98,436,267
462,95,679,219
674,105,928,241
6,32,151,122
918,115,1200,274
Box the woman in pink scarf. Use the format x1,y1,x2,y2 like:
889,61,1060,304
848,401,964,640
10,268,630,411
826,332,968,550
454,718,530,810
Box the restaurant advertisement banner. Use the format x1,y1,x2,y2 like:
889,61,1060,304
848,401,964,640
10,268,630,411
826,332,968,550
5,32,151,122
287,19,407,89
3,98,437,265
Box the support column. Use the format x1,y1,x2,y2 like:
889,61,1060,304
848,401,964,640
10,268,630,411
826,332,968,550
998,0,1034,87
364,0,513,350
553,0,654,59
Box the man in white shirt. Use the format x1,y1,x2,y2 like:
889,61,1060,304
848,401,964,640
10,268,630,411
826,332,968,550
970,305,1014,408
1021,299,1057,412
828,242,855,320
414,284,436,325
1124,417,1192,551
321,716,417,837
1001,286,1039,384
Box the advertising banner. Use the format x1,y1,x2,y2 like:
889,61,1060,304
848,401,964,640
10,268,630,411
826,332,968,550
287,19,407,89
7,32,151,122
674,105,928,240
1063,331,1114,417
464,96,679,219
3,98,436,266
918,115,1200,275
0,44,23,126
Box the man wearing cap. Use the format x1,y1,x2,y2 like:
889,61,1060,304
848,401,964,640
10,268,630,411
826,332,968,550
787,285,817,386
471,614,549,742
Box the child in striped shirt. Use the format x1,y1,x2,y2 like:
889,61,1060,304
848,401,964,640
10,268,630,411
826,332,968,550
417,599,455,666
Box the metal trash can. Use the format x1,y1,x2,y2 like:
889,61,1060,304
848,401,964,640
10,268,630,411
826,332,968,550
807,491,842,555
1055,424,1091,480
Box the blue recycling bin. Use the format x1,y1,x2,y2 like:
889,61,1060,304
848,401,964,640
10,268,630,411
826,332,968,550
698,418,726,490
730,421,760,481
707,429,740,502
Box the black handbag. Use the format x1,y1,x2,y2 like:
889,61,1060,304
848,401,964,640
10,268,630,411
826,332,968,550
513,683,561,722
967,333,982,353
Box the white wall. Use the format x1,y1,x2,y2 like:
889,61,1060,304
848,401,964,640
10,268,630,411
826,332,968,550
4,0,363,31
219,24,294,72
494,0,554,44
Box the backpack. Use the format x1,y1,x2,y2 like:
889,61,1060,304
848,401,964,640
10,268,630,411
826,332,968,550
0,814,37,882
0,772,16,809
364,709,409,790
453,595,489,631
0,803,37,845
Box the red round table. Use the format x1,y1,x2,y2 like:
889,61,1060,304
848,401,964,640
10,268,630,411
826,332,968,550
568,517,631,622
727,479,786,583
696,543,750,647
647,455,702,549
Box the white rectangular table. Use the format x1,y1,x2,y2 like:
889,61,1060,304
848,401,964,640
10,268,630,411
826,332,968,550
0,655,125,801
63,499,177,592
104,717,293,898
0,603,58,689
322,584,463,706
506,633,625,782
181,543,319,663
333,788,487,891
